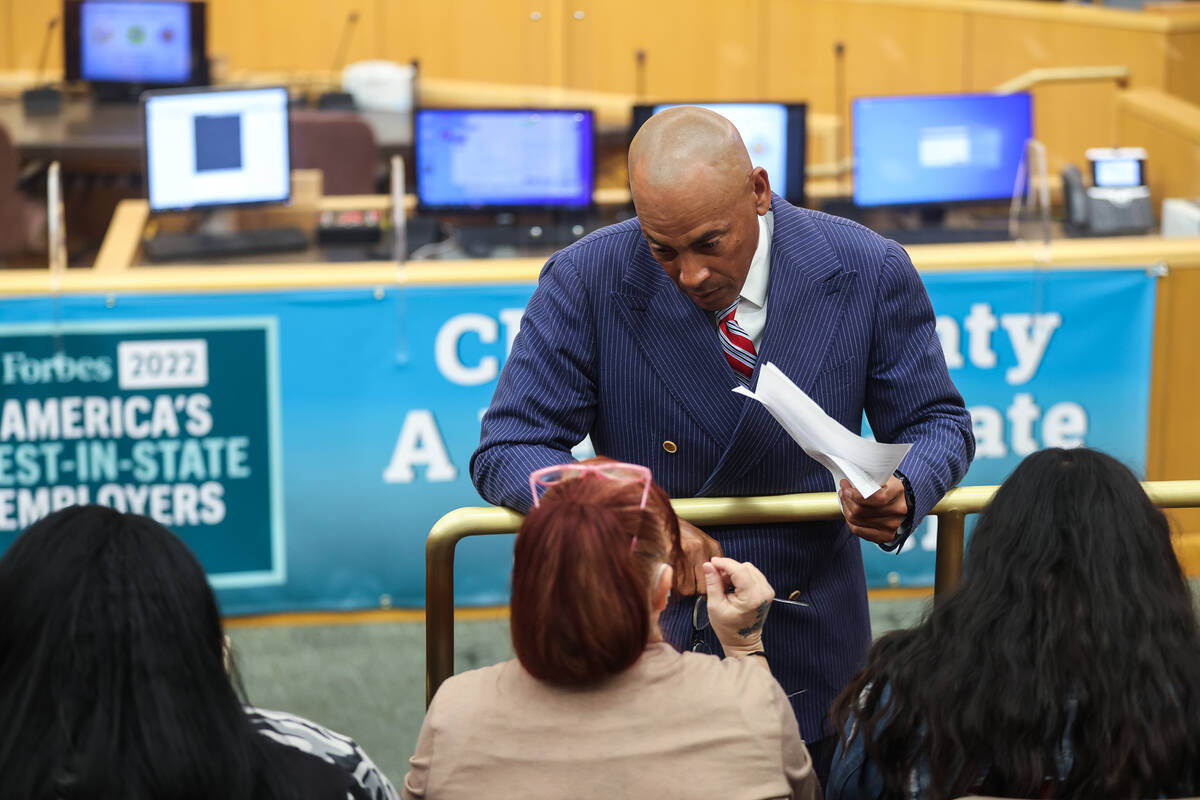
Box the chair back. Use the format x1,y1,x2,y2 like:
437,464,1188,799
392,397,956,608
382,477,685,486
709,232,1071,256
289,111,379,195
0,122,35,257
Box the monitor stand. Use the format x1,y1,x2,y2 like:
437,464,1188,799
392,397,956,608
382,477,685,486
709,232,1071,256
196,207,238,236
91,84,150,104
452,211,593,257
875,204,1012,246
918,206,947,229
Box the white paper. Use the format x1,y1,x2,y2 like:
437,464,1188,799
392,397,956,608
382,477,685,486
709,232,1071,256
733,362,911,499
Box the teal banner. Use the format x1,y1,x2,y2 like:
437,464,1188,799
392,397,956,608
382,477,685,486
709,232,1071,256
0,267,1158,612
0,319,284,589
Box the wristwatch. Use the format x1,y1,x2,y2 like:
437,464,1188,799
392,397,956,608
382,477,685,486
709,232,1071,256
879,469,916,551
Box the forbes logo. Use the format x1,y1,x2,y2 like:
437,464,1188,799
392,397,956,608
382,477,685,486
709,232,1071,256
2,351,114,385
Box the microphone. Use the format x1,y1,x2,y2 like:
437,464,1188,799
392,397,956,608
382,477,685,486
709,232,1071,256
832,41,847,193
329,11,359,82
23,16,62,116
37,16,59,84
634,49,646,100
317,11,359,111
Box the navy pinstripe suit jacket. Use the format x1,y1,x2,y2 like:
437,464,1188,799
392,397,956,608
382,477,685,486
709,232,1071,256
471,195,974,739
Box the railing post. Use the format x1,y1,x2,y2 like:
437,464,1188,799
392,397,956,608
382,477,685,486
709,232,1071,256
934,510,966,599
425,530,457,706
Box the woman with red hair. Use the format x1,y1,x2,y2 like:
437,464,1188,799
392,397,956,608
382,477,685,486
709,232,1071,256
402,460,818,799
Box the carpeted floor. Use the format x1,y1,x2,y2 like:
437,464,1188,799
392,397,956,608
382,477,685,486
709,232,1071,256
227,590,931,786
228,581,1200,789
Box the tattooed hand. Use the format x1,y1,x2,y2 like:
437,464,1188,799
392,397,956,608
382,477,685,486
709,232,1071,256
701,556,774,661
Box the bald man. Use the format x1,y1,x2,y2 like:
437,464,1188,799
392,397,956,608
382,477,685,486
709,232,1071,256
471,107,973,777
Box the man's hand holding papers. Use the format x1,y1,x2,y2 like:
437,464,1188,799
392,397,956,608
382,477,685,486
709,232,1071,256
837,476,908,544
734,362,914,546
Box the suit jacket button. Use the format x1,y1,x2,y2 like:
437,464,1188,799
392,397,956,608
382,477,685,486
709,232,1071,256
788,590,804,601
662,440,677,453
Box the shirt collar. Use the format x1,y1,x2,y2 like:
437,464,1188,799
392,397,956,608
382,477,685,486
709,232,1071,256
739,209,773,309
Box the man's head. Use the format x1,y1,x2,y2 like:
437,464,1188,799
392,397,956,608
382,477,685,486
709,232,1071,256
629,106,772,312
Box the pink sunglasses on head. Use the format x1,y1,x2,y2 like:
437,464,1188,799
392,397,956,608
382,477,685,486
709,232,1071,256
528,462,653,511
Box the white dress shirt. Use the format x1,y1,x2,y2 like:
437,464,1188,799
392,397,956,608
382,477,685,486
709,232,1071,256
734,209,773,349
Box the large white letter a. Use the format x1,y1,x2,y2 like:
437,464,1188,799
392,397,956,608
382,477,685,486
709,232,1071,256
382,410,458,483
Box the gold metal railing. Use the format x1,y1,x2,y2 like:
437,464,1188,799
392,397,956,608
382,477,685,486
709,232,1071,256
426,480,1200,704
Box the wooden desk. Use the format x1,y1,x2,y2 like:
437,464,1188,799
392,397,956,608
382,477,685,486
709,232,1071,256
92,192,636,272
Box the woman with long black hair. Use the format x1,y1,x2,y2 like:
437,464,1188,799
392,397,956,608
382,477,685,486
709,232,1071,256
0,505,396,800
828,447,1200,800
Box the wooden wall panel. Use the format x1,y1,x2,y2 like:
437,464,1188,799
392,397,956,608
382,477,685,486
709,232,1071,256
3,0,1196,108
0,0,11,71
1120,87,1200,572
965,11,1168,178
1147,266,1200,575
1117,89,1200,211
1028,82,1119,177
764,0,968,112
1165,29,1200,107
760,0,841,109
835,2,969,99
206,0,381,75
10,0,60,75
564,0,765,99
376,1,556,87
964,14,1168,92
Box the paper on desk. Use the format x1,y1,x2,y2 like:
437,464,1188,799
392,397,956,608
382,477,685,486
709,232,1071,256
733,362,911,499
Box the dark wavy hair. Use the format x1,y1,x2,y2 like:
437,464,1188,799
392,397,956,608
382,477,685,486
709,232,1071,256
831,448,1200,799
511,462,685,686
0,505,293,800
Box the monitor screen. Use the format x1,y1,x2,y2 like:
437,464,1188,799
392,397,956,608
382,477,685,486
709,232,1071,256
852,92,1033,207
1088,147,1146,189
631,102,807,207
415,108,595,211
143,87,291,212
64,1,207,88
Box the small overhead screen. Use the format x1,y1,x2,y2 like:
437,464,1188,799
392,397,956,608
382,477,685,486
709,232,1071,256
631,102,807,207
64,1,208,91
415,108,595,211
852,92,1033,207
1087,147,1147,189
142,86,291,212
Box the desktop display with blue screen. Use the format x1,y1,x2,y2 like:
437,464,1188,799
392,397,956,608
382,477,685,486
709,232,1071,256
142,87,291,212
415,109,595,210
64,0,207,90
631,102,807,207
852,93,1032,207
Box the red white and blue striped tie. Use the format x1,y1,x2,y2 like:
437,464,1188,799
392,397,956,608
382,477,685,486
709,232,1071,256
717,299,756,385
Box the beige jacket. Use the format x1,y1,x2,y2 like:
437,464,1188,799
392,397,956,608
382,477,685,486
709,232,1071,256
403,642,820,800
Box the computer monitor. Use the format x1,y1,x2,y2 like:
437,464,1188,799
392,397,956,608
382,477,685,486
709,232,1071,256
852,92,1033,207
142,86,291,212
415,108,595,212
63,0,208,99
630,102,807,207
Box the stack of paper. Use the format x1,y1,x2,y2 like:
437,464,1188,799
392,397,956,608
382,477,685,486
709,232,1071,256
733,362,911,499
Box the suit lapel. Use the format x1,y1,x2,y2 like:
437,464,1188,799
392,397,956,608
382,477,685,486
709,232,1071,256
697,198,857,495
612,247,743,446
